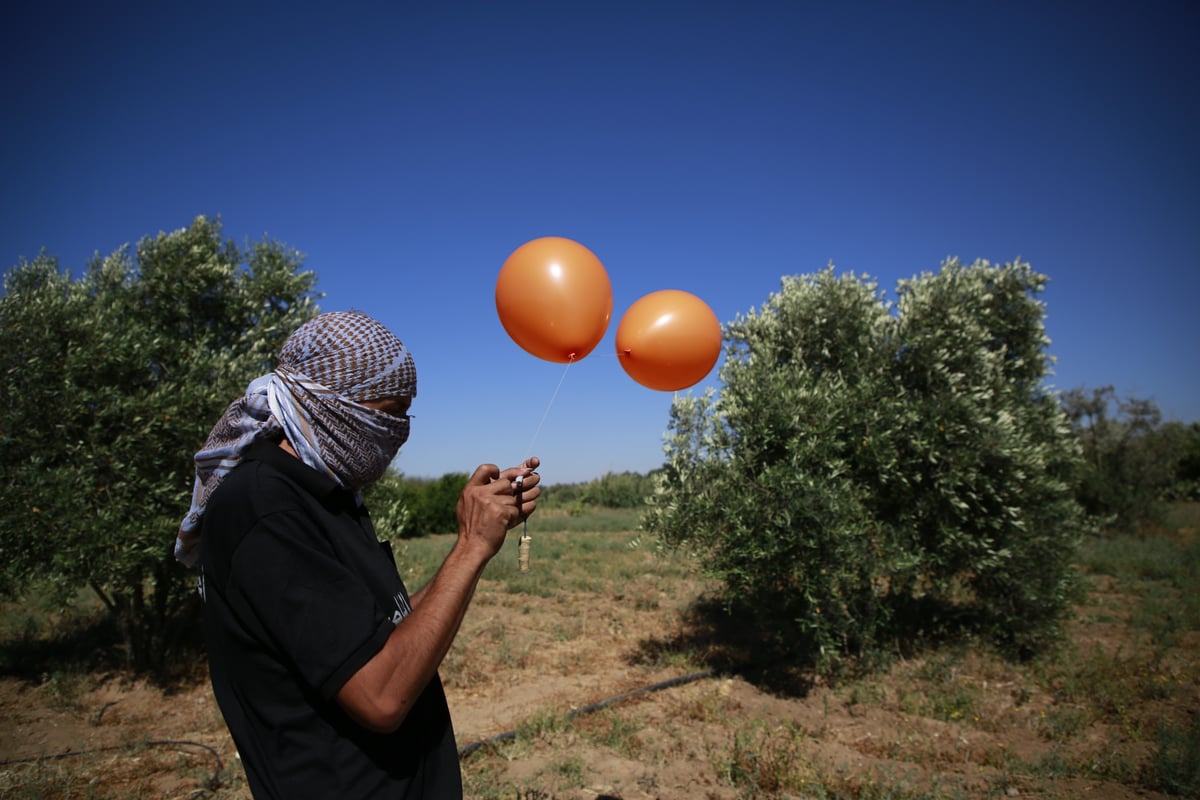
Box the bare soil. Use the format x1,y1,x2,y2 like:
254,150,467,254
1,551,1196,799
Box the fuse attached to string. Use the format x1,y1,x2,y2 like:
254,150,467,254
514,474,531,571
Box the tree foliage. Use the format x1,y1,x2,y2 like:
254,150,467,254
543,471,658,511
362,471,470,537
360,470,415,543
0,216,319,671
1062,386,1198,531
643,260,1085,672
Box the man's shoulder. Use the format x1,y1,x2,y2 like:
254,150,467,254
202,447,314,550
218,447,292,496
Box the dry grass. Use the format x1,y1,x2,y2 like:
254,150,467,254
2,507,1198,799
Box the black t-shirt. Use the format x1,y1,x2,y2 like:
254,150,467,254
199,439,461,799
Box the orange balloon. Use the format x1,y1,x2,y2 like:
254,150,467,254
616,290,721,391
496,237,613,363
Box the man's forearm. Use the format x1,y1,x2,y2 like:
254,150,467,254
336,540,490,733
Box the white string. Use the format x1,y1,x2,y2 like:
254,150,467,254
524,357,574,456
516,357,575,571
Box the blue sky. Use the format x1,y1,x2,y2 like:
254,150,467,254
3,1,1197,484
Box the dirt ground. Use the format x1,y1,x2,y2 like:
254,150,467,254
1,560,1196,799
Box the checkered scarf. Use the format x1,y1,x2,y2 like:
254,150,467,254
174,311,417,566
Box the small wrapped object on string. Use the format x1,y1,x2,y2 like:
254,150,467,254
518,526,531,572
515,474,532,572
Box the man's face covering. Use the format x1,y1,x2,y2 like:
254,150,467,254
174,311,417,566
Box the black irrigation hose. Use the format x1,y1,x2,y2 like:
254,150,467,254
457,668,718,758
0,738,225,797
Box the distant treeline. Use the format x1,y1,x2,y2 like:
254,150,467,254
363,469,660,539
1062,386,1200,531
541,470,660,511
365,388,1200,541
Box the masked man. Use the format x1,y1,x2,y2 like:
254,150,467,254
176,310,539,799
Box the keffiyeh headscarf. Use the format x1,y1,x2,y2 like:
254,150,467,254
174,310,417,566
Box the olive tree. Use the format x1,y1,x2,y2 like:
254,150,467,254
0,216,319,671
644,260,1085,672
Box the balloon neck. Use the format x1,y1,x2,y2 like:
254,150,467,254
567,352,577,361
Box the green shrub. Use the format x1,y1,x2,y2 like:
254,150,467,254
543,471,657,509
361,471,413,542
644,261,1085,672
1062,387,1197,529
1148,715,1200,797
0,216,318,672
363,471,468,537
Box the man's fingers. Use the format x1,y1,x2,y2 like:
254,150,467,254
467,463,500,486
466,458,541,503
501,466,540,489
